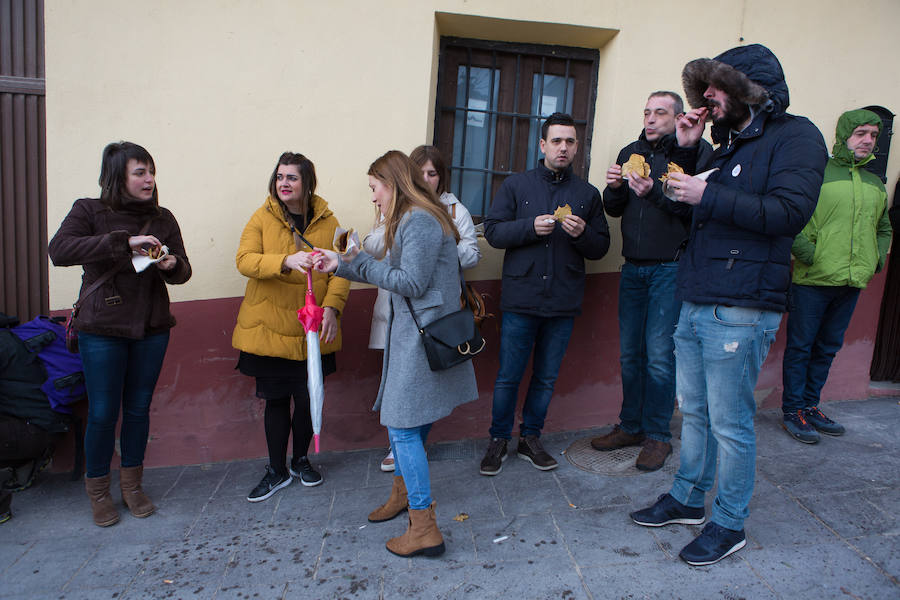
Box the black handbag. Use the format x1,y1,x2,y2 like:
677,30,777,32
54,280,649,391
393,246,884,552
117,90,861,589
404,285,485,372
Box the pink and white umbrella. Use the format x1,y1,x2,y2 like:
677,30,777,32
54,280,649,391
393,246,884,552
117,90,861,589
297,268,325,453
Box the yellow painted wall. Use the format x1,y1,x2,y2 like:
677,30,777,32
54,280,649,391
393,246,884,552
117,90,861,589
45,0,900,308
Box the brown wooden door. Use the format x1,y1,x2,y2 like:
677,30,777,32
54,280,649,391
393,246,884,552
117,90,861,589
0,0,47,319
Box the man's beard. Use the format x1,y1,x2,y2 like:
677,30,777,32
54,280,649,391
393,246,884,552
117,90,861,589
709,96,751,131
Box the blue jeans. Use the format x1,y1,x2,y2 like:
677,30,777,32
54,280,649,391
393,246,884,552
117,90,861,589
782,284,860,413
387,423,433,510
79,331,170,478
669,302,781,531
617,261,681,442
489,311,574,439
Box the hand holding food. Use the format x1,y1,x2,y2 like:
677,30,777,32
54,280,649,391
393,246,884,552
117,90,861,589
627,173,653,197
606,164,623,188
131,243,170,273
534,214,555,236
665,171,706,206
676,107,708,147
560,214,585,238
156,254,177,271
129,234,162,255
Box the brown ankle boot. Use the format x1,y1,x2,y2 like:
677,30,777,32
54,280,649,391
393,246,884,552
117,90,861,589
635,439,673,472
385,501,445,557
368,476,408,523
120,465,155,518
85,474,119,527
590,425,645,451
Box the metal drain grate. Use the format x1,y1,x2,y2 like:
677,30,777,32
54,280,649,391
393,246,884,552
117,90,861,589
426,443,474,462
564,436,681,476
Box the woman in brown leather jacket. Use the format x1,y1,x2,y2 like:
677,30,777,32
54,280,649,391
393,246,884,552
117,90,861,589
49,142,191,527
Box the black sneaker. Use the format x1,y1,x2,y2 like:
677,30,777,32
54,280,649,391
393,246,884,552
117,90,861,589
289,456,323,487
247,465,292,502
679,521,746,566
0,509,9,524
517,435,558,471
803,407,845,436
2,451,52,493
782,410,820,444
630,493,706,527
479,438,508,476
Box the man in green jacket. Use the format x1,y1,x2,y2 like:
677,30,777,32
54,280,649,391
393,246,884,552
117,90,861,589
782,109,893,443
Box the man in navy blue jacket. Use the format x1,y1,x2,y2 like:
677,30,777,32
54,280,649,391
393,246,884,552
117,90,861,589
480,112,610,476
630,45,827,566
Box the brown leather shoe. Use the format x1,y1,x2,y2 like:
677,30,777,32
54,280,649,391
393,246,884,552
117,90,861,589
386,501,445,557
368,475,408,523
120,465,155,518
85,474,119,527
635,439,673,472
590,425,645,451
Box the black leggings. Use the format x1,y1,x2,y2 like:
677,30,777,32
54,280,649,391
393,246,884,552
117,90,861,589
264,391,312,477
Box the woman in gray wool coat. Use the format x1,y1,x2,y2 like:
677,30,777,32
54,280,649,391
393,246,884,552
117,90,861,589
313,150,478,558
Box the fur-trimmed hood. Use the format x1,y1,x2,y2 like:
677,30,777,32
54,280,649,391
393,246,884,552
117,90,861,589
682,44,789,118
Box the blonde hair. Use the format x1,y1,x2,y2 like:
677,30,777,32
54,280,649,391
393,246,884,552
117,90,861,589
368,150,459,251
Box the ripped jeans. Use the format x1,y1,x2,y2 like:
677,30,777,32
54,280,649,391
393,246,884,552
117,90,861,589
669,302,781,531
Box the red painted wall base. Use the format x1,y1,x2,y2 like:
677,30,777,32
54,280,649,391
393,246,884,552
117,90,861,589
50,266,890,471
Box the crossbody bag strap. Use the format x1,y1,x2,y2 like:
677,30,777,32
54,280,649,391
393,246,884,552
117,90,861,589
404,297,424,333
73,218,153,311
405,262,467,332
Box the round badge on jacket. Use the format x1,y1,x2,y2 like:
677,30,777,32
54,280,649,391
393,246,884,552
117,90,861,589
732,164,742,177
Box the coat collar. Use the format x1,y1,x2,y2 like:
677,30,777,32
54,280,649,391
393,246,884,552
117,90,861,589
538,161,573,183
636,130,676,152
265,194,332,229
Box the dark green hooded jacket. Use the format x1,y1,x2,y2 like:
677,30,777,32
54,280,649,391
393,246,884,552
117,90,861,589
792,109,892,288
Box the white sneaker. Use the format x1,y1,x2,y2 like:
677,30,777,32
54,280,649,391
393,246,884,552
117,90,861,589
380,449,395,472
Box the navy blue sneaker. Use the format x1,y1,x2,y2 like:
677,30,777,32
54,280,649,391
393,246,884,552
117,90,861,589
630,493,706,527
679,521,746,566
782,410,820,444
803,407,845,436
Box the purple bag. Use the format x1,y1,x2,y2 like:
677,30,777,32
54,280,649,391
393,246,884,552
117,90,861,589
11,317,87,413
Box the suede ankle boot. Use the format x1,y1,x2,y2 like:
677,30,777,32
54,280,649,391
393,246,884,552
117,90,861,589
120,465,155,518
385,501,445,557
85,474,119,527
368,476,408,523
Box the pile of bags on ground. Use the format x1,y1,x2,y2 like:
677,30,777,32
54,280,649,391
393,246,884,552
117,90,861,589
0,313,86,523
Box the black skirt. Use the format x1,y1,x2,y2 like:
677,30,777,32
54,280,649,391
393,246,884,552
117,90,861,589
237,351,336,399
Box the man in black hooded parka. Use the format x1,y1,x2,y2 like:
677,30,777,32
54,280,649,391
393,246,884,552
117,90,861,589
630,44,828,566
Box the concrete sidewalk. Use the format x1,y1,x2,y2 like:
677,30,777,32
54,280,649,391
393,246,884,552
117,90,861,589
1,397,898,600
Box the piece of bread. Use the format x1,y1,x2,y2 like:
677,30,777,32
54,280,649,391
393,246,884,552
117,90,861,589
658,162,684,183
553,204,572,221
621,154,650,179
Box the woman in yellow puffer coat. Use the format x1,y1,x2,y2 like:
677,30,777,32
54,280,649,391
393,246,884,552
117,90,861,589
233,152,349,502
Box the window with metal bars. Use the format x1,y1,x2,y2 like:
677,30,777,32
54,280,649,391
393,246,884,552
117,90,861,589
433,37,599,220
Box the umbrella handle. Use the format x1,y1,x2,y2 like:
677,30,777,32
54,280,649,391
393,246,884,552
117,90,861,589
306,251,320,293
